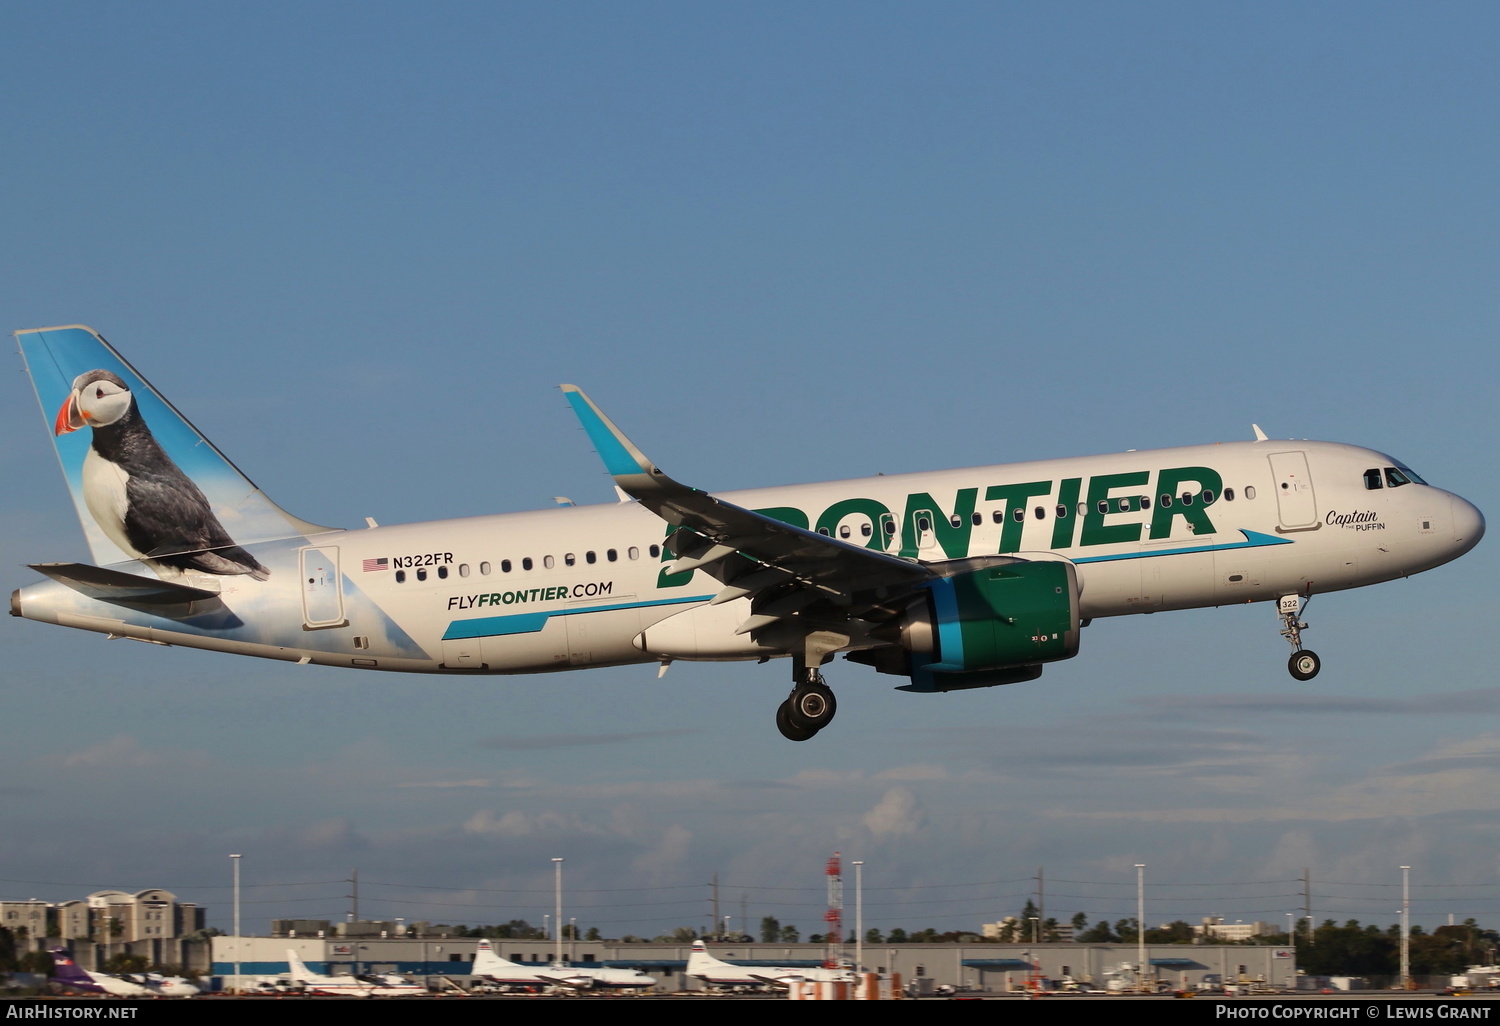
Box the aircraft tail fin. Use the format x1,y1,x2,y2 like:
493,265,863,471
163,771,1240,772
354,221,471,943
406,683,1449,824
16,325,338,571
472,938,517,974
285,949,316,982
47,948,94,986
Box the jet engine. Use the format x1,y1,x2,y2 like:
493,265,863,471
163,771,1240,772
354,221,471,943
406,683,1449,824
850,558,1081,692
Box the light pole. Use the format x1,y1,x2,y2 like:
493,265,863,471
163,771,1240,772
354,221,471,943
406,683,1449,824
1135,864,1147,993
552,858,564,966
1400,866,1411,990
852,860,864,972
230,854,242,994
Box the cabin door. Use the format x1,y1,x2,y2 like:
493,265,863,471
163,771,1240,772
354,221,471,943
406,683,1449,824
1267,451,1319,530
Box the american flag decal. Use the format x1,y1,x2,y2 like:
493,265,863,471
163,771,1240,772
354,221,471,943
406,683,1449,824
363,557,389,572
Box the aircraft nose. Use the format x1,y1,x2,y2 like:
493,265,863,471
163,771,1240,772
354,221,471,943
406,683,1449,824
1450,493,1485,556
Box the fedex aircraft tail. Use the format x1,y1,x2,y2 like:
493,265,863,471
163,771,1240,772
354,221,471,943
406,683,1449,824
47,948,95,987
16,325,334,576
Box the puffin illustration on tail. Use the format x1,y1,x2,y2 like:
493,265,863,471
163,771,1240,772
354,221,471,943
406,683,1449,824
54,367,271,581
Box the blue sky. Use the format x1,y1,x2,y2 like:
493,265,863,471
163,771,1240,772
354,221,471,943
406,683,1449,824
2,2,1499,939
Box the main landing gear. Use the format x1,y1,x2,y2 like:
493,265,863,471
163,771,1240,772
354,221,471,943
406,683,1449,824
1278,593,1321,681
776,660,839,742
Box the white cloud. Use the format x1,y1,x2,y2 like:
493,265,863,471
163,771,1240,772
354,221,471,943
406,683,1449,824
862,787,926,837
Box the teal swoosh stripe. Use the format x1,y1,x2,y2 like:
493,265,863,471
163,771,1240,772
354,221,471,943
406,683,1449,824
1072,529,1293,565
442,594,715,641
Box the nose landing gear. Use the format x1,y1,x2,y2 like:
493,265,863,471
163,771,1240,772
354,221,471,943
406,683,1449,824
1278,593,1320,681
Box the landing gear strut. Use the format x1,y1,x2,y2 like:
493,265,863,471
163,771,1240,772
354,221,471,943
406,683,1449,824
1278,593,1320,681
776,658,839,741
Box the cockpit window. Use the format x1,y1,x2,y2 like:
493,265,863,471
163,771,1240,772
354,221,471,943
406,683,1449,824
1364,469,1383,490
1385,467,1413,488
1394,464,1427,485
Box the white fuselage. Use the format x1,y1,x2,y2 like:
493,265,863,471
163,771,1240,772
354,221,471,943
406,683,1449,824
15,438,1484,677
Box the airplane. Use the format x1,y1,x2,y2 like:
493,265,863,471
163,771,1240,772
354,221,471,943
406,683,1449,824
686,939,854,989
470,938,656,991
47,948,199,997
283,948,424,997
10,325,1485,741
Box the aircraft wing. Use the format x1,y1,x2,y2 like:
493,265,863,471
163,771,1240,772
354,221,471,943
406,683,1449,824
561,385,935,635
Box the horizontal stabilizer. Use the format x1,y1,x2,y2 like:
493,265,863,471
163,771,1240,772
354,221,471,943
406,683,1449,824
29,562,221,606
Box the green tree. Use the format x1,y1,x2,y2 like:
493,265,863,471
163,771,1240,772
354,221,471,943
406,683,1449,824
779,925,800,943
1078,919,1118,943
887,928,908,944
1297,920,1397,977
865,928,883,945
760,917,781,943
585,927,601,942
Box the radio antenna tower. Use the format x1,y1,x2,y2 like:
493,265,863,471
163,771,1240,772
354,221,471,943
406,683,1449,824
824,851,844,969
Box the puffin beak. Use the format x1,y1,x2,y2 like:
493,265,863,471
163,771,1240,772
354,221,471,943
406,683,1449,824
54,393,84,435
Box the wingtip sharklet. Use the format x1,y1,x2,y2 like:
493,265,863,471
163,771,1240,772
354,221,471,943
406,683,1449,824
559,383,661,481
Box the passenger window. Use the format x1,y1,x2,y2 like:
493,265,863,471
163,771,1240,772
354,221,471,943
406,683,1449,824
818,527,830,536
838,525,851,539
628,547,640,560
650,544,661,557
1180,492,1194,506
1245,486,1256,499
1160,494,1172,508
860,523,872,537
1224,488,1235,501
564,553,576,566
416,568,427,581
607,549,618,562
971,512,982,527
1077,502,1087,517
949,515,962,528
482,561,494,575
1141,496,1150,510
918,516,931,532
499,560,509,573
395,570,406,583
1364,469,1383,490
883,518,897,535
1013,508,1025,522
544,555,556,569
992,511,1004,524
459,564,470,578
522,557,534,570
437,566,448,579
1203,490,1215,504
1117,497,1130,513
1034,506,1045,520
586,551,597,564
1055,504,1068,519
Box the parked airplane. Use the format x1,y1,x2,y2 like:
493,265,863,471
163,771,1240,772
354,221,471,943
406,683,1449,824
284,949,423,997
686,939,853,989
11,326,1485,740
47,948,199,997
470,938,656,991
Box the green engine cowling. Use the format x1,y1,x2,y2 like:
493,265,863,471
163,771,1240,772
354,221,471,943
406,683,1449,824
893,559,1081,693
